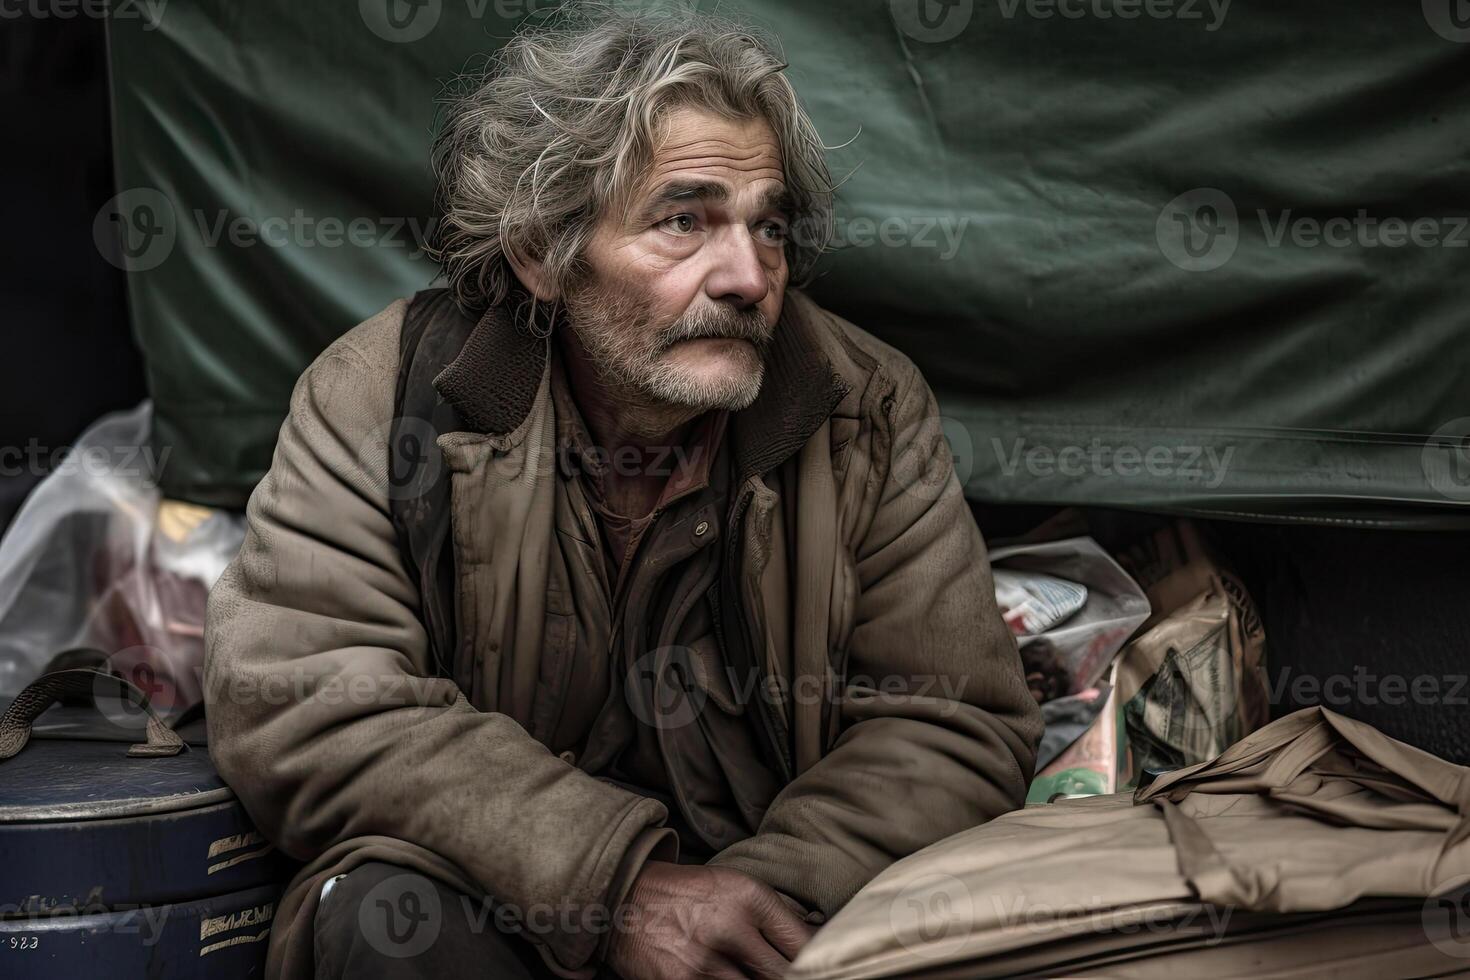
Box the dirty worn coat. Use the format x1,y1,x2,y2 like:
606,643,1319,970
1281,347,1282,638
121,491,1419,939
202,288,1041,977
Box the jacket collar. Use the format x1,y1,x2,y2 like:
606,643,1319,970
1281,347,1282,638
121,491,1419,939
431,300,544,438
432,290,851,483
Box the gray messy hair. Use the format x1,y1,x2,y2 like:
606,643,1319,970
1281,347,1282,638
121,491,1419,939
429,1,835,315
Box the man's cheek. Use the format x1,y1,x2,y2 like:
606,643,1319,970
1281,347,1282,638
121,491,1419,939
623,244,689,277
768,258,788,295
762,285,786,333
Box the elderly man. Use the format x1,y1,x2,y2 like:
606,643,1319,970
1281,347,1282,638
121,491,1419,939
204,7,1040,980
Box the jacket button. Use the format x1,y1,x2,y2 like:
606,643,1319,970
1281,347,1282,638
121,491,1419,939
694,520,710,537
559,750,576,766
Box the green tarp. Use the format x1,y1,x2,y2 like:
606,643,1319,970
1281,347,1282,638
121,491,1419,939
105,1,1470,524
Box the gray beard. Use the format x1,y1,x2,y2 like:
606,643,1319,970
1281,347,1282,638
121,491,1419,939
564,285,773,411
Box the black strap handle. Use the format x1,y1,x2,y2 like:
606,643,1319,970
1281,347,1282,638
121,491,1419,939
0,668,186,761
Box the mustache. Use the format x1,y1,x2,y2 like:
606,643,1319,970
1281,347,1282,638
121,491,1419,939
654,305,773,354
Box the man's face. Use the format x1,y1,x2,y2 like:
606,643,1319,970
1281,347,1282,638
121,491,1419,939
563,106,791,411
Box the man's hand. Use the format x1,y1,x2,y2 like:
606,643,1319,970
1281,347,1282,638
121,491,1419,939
606,861,816,979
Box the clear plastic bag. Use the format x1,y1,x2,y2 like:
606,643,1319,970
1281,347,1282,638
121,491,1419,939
989,535,1152,704
0,402,245,711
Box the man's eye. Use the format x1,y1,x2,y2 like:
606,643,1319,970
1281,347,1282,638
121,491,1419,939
660,214,697,234
757,220,788,243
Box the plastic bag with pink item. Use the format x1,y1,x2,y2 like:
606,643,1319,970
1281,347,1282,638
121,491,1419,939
0,402,245,716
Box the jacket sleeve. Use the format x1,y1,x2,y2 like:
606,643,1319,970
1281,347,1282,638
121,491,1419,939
708,359,1043,918
203,302,670,972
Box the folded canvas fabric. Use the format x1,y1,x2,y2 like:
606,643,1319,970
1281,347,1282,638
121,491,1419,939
788,707,1470,979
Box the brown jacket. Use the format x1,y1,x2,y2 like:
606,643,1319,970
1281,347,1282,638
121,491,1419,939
202,288,1041,976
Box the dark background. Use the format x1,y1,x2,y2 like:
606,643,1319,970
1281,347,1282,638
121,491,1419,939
0,15,147,529
3,14,1465,762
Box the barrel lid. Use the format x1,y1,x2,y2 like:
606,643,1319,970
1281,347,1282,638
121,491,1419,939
0,701,232,823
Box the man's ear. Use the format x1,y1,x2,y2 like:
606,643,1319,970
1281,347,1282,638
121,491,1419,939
505,246,558,302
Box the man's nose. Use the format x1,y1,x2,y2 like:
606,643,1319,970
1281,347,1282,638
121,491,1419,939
703,227,771,308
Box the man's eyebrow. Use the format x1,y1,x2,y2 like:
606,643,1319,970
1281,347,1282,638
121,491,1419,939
631,180,794,223
756,186,796,219
635,180,730,221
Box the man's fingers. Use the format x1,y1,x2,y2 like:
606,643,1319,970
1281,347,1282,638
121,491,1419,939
775,892,808,918
665,938,754,980
696,951,749,980
751,894,818,961
760,917,817,963
719,929,794,980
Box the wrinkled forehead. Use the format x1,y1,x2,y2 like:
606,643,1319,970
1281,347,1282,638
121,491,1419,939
637,107,786,201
